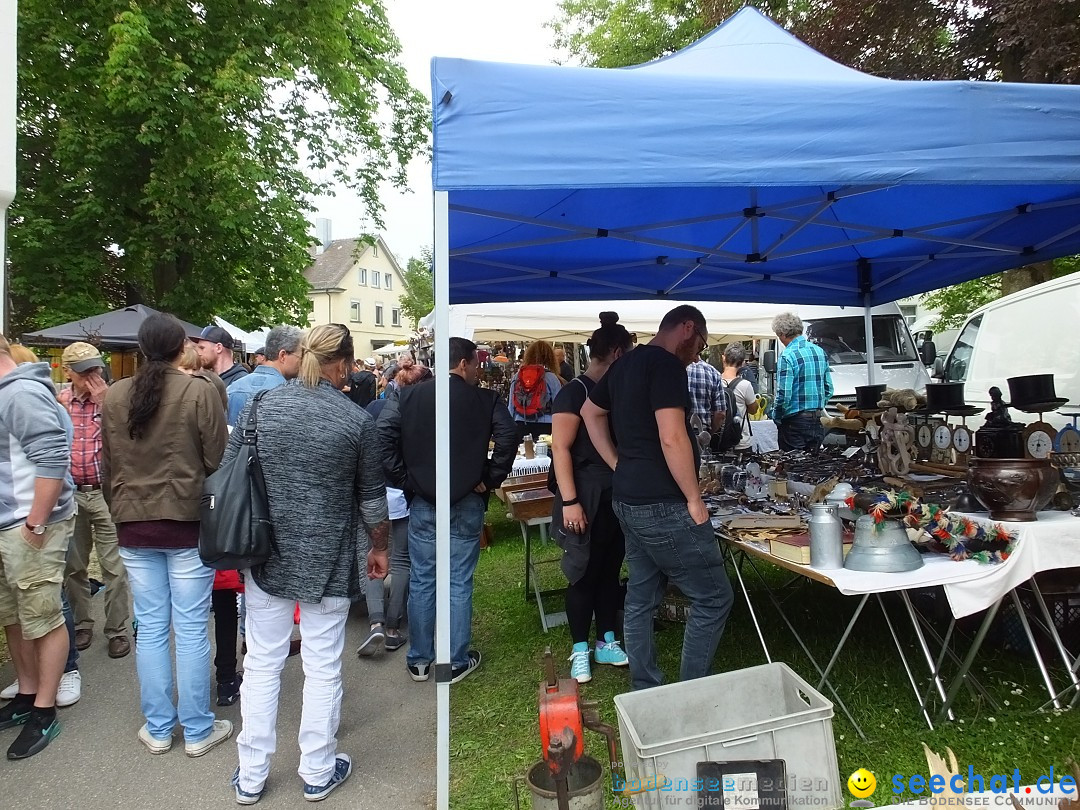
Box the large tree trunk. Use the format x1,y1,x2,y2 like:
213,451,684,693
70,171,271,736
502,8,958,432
1000,261,1055,296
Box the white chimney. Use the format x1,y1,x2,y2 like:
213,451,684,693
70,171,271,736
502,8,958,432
315,218,332,255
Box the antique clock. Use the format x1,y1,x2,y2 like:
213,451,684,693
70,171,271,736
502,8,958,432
1024,421,1055,460
952,424,973,465
931,423,954,465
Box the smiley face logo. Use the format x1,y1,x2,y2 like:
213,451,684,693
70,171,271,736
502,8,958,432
847,769,877,799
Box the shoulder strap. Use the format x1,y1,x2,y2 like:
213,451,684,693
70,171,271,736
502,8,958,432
241,389,269,446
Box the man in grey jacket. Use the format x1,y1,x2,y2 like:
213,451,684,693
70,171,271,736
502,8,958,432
0,336,77,759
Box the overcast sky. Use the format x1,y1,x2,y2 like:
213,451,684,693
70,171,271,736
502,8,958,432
310,0,564,263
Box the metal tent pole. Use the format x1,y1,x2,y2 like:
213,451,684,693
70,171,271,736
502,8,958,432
434,190,451,810
863,295,876,384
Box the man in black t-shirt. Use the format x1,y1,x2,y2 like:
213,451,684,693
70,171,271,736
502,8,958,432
582,305,734,691
345,358,378,408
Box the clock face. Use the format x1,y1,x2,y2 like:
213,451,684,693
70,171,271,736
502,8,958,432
952,427,971,453
933,424,953,450
917,424,933,449
1056,426,1080,453
1027,430,1053,459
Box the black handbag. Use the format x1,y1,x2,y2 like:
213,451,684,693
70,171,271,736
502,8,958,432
199,389,276,570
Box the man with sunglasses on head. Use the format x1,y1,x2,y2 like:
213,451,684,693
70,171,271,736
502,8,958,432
686,342,727,435
581,305,734,692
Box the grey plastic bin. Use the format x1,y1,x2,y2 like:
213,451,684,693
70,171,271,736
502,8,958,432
613,662,843,809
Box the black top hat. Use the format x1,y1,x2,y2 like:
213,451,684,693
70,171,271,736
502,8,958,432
1006,374,1068,413
855,384,886,410
922,382,967,413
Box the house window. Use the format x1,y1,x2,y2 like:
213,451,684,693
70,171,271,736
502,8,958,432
375,304,385,327
384,273,392,290
372,273,380,289
372,243,379,258
358,268,367,286
392,308,401,327
350,300,361,323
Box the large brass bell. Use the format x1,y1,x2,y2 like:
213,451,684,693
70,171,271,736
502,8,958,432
844,515,924,573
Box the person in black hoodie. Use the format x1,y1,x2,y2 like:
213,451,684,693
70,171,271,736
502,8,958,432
378,337,516,685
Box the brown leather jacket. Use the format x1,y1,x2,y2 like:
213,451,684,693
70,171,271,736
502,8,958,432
101,367,228,523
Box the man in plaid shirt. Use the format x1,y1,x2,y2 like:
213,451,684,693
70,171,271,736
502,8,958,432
686,356,727,432
58,342,131,659
769,313,833,451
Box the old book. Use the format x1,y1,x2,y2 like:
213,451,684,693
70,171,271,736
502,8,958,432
769,532,853,565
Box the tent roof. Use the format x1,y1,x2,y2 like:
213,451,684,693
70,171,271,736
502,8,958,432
431,7,1080,307
21,305,202,351
420,300,903,344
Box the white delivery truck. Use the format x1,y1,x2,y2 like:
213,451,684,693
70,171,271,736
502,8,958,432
762,302,933,417
940,273,1080,431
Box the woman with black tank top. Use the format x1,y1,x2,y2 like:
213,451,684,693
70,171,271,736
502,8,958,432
550,313,635,683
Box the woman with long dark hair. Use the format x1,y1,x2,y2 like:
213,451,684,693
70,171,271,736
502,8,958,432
550,313,634,683
229,324,389,804
101,313,231,756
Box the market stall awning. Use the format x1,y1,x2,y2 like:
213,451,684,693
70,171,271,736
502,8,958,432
21,305,202,351
432,8,1080,307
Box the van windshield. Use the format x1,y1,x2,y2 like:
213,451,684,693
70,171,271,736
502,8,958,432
804,315,918,365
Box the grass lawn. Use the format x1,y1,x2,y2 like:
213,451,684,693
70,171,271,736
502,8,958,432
450,501,1080,809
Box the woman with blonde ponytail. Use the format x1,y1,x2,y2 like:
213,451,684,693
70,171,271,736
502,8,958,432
225,323,390,803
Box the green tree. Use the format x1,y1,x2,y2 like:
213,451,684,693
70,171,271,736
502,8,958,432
398,247,434,327
10,0,429,333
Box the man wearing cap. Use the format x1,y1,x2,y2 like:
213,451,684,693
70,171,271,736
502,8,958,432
58,343,132,659
251,348,266,368
193,325,249,388
344,358,378,408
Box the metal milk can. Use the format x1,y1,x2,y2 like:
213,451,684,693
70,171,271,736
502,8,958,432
808,503,844,569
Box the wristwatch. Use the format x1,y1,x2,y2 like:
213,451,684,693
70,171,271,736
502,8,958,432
25,522,46,536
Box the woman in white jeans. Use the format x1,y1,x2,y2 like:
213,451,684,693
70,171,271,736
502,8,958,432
226,324,389,805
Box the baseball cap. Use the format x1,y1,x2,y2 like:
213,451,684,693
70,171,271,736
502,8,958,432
61,342,106,373
195,325,234,350
363,357,377,369
253,346,266,357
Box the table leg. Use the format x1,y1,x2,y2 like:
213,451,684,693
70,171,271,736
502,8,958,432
1028,580,1080,703
728,550,772,665
1010,590,1062,710
935,598,1002,725
741,555,868,741
877,594,934,730
899,591,954,722
911,610,998,709
522,522,532,601
816,595,869,692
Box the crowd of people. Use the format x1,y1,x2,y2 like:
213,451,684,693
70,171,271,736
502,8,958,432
0,304,834,801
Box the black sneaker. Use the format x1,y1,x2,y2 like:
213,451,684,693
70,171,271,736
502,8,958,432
450,650,482,685
7,711,61,759
383,633,407,652
0,699,32,731
217,674,243,707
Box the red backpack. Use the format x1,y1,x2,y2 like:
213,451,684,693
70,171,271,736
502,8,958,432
512,365,549,419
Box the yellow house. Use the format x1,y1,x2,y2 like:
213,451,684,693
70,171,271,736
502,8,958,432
305,233,412,355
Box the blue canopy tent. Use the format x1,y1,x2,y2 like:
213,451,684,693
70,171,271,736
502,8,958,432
426,9,1080,807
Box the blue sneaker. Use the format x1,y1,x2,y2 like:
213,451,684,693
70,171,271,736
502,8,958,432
594,632,629,667
303,754,352,802
569,642,592,683
231,766,264,805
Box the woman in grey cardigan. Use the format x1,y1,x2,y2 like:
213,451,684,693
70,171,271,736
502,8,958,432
226,324,389,805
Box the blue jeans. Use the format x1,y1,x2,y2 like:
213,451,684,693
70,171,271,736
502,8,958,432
120,547,215,742
407,495,485,670
778,410,824,451
366,517,411,630
613,501,734,691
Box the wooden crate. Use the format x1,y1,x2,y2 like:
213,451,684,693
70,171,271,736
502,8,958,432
495,471,550,503
507,487,555,522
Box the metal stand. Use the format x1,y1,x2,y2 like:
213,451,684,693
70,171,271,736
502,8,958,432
521,517,567,632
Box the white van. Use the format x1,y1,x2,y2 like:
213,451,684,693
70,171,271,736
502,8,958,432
941,273,1080,431
763,302,933,416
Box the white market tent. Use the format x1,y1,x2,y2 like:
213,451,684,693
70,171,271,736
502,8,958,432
426,9,1080,807
420,300,907,344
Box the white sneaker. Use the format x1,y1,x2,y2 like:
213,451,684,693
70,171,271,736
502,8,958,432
56,671,82,707
185,719,233,758
0,680,18,701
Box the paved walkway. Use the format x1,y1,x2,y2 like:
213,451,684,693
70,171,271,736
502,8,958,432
0,596,436,809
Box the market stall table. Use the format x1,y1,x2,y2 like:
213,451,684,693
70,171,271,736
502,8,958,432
718,510,1080,738
506,486,565,632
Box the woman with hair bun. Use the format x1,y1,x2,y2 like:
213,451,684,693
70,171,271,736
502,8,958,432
549,312,635,684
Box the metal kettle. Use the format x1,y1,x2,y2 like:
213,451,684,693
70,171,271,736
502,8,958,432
844,515,925,573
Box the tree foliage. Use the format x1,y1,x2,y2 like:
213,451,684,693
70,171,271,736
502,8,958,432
399,246,434,328
10,0,429,333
